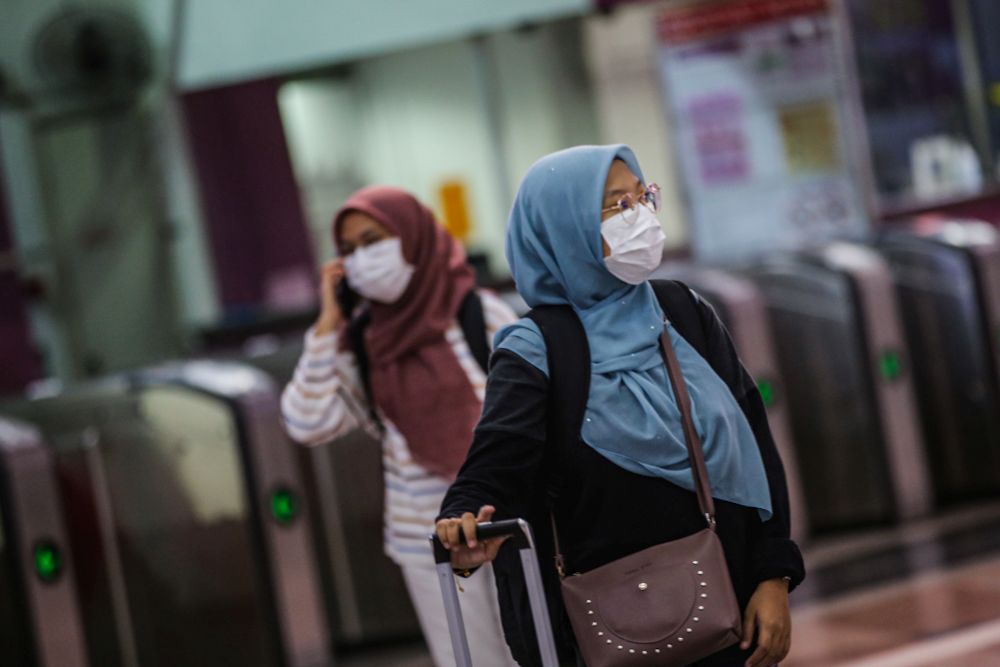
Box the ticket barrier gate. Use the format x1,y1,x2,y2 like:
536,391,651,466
748,244,933,532
877,219,1000,502
238,341,422,647
0,417,89,667
2,361,331,667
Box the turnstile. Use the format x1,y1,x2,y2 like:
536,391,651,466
653,266,809,543
748,243,933,532
0,417,89,667
241,341,422,647
3,361,331,667
876,219,1000,501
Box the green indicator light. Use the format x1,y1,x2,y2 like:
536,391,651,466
270,487,298,526
33,541,62,583
879,350,902,382
757,378,776,408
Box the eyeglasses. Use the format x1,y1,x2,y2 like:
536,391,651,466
601,183,662,219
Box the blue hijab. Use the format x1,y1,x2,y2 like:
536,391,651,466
497,145,772,519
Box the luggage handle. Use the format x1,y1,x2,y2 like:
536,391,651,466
431,519,527,563
430,518,560,667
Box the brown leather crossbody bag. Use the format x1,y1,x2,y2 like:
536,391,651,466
556,325,742,666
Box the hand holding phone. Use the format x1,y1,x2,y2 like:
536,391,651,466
315,259,346,335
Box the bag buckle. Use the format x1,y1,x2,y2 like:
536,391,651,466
704,513,717,528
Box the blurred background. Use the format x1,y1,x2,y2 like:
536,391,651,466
1,0,1000,665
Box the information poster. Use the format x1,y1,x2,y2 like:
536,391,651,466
657,0,868,261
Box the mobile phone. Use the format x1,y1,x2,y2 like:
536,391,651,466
335,277,361,318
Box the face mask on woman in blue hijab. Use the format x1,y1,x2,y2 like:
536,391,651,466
598,159,667,283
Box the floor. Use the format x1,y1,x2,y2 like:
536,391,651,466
336,643,434,667
785,500,1000,666
786,556,1000,666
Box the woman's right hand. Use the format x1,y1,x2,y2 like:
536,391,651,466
314,259,345,335
435,505,509,570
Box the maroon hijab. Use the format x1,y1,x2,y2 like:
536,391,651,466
333,186,481,479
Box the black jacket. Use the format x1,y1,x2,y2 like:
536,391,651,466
440,281,805,666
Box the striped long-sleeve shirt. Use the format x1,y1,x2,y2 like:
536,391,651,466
281,290,517,565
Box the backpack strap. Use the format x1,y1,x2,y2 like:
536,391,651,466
524,305,591,452
649,279,709,359
345,307,376,420
347,289,491,416
456,289,490,374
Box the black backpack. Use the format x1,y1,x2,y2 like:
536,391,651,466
343,289,492,413
495,279,711,666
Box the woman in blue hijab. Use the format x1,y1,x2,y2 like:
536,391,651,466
438,146,803,667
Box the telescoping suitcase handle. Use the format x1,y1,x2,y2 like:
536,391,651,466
431,518,560,667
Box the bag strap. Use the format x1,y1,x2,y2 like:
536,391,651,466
659,325,717,527
649,280,715,523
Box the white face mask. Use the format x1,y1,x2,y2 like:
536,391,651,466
343,237,415,304
601,204,666,284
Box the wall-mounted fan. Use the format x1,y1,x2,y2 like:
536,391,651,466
30,5,154,106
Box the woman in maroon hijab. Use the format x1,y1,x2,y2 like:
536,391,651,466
281,186,519,667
